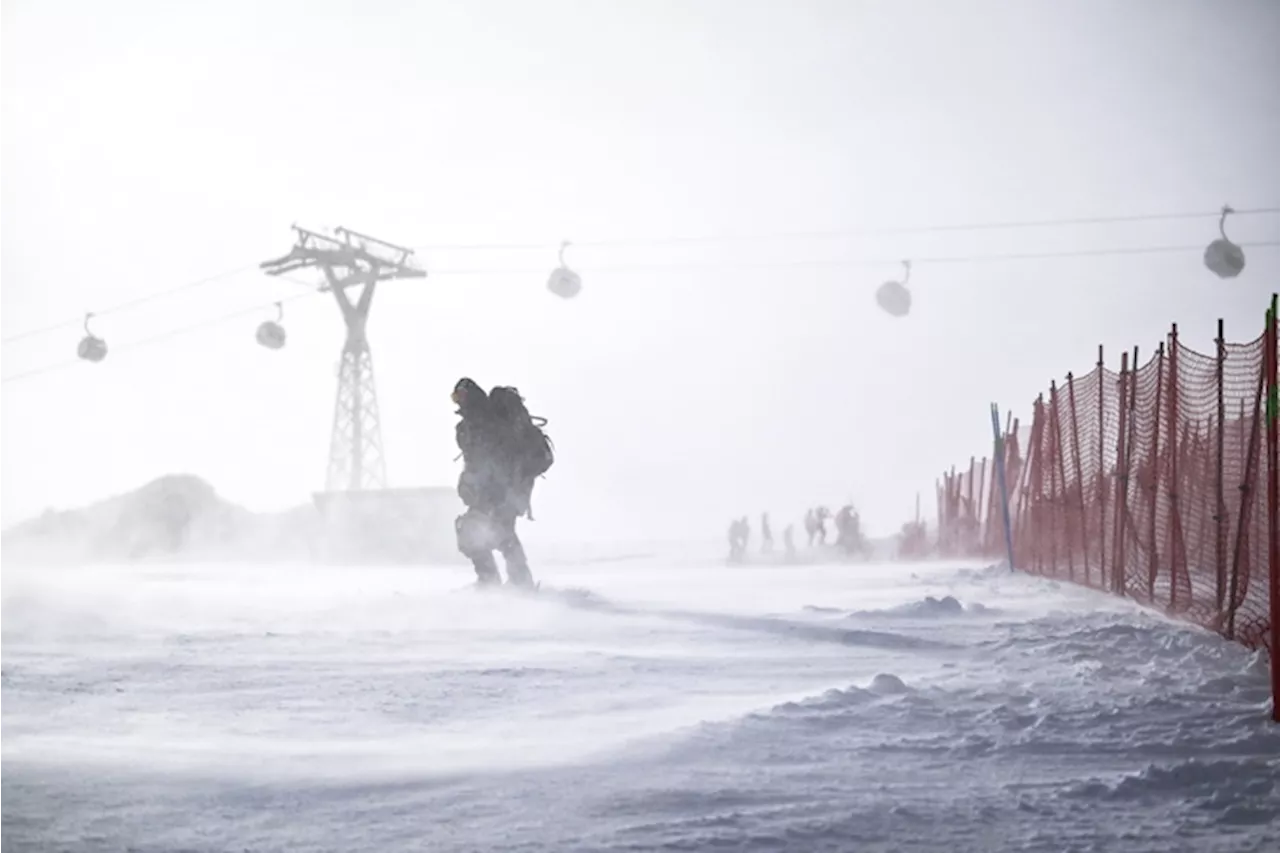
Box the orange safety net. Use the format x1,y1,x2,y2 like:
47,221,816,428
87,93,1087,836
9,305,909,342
926,301,1279,718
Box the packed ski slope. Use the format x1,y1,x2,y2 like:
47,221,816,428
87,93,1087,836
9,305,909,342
3,552,1278,852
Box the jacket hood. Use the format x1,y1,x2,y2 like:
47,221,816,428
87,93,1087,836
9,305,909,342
453,377,488,415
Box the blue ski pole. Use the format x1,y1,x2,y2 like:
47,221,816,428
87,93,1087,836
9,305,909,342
990,403,1016,573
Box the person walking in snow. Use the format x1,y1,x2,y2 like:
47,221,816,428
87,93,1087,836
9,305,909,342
728,518,743,562
451,378,553,588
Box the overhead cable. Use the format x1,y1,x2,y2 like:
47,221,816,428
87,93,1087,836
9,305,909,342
413,207,1280,252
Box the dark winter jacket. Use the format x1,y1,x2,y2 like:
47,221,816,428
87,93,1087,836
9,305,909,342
455,396,526,516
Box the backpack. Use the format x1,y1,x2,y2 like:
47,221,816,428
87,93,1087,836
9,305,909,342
488,386,555,481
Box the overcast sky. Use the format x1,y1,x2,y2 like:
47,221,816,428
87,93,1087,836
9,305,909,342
3,0,1278,544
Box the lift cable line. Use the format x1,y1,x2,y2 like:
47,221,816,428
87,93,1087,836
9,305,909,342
1,290,323,385
412,206,1280,252
4,234,1278,385
423,239,1280,276
1,264,260,346
5,206,1278,344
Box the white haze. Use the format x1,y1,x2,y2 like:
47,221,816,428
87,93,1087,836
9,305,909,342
5,6,1280,851
3,0,1279,543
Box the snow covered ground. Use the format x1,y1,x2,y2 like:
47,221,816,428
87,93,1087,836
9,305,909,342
3,553,1278,852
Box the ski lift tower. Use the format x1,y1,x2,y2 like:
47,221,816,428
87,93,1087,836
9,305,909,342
260,226,426,492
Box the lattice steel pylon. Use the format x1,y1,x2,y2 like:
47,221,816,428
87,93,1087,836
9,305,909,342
260,226,426,492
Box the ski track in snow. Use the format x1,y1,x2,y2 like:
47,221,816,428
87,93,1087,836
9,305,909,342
2,557,1278,853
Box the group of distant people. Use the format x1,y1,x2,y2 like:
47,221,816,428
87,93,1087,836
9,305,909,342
728,504,868,563
728,513,792,562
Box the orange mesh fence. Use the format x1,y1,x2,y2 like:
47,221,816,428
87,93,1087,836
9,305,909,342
923,301,1279,720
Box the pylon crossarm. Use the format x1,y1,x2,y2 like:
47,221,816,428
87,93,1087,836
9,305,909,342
335,226,415,259
292,225,346,250
269,250,421,286
258,248,315,275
